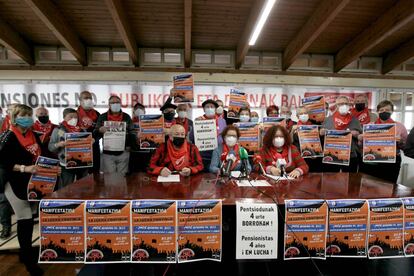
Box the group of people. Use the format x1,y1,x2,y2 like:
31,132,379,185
0,91,413,275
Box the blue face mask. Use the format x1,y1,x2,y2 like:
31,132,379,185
15,117,34,128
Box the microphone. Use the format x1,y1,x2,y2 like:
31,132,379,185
276,158,287,177
239,147,249,178
222,153,236,177
253,154,266,175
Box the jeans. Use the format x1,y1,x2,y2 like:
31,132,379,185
0,192,12,228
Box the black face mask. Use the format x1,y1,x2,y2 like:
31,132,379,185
355,103,365,112
164,112,175,121
379,112,391,121
38,115,49,124
172,137,185,147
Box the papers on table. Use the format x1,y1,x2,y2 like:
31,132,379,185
235,180,271,187
157,174,180,183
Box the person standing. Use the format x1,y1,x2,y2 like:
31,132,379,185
174,103,194,143
32,107,57,159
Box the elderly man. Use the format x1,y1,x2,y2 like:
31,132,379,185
280,105,296,132
148,124,203,176
351,94,377,125
174,103,194,143
33,106,57,158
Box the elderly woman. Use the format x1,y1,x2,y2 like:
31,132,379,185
0,104,43,275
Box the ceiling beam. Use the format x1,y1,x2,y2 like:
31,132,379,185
334,0,414,72
24,0,86,66
382,37,414,74
0,17,34,65
184,0,192,68
105,0,139,66
282,0,350,70
235,0,266,69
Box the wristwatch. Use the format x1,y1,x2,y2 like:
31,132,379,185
20,165,26,173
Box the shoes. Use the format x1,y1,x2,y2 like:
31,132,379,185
0,225,11,239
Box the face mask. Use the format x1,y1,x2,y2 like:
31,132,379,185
172,137,185,147
178,111,187,119
38,115,49,124
67,118,78,127
205,108,216,117
280,114,290,120
273,137,285,148
338,105,349,115
268,113,278,118
163,112,175,121
216,106,224,115
15,117,34,128
379,112,392,121
225,136,237,147
239,115,250,122
81,99,94,110
355,103,365,112
110,103,121,113
299,114,309,123
250,117,259,123
134,109,145,117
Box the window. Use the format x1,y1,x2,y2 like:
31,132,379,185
386,91,414,130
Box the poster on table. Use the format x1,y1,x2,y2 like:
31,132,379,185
227,89,248,119
362,124,396,163
322,130,352,166
284,199,328,260
39,200,85,263
234,123,260,155
64,132,93,169
103,121,127,151
301,95,326,123
367,198,404,259
402,198,414,257
85,200,131,263
326,199,369,258
172,74,194,103
297,125,323,158
177,200,222,263
131,200,177,263
27,156,59,201
138,115,165,149
236,201,278,259
193,119,218,152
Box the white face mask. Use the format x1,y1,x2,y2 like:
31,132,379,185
239,115,250,122
216,106,224,115
134,109,145,117
81,99,94,110
178,111,187,119
280,114,290,120
110,103,121,113
225,136,237,147
67,118,78,127
338,104,349,115
273,137,285,148
299,114,309,123
250,117,259,123
205,108,216,117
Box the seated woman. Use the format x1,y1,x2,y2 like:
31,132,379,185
259,125,309,178
148,124,203,176
209,125,252,174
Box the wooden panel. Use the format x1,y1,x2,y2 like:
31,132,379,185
383,37,414,74
184,0,192,67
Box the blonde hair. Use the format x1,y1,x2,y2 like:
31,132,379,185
11,104,33,125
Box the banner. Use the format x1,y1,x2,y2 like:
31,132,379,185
27,156,59,201
363,124,396,163
322,130,352,166
367,198,404,259
301,95,326,123
177,200,222,263
85,200,131,263
193,119,218,152
403,198,414,257
234,123,260,155
227,89,248,119
39,200,85,263
172,74,194,103
236,202,278,259
284,199,328,260
131,200,177,263
64,132,93,169
103,121,127,151
297,125,323,158
326,199,369,258
139,115,165,149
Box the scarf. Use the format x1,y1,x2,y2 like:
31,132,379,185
61,121,81,133
107,111,123,122
333,111,353,130
351,108,370,125
269,146,285,162
33,120,54,142
1,115,11,132
297,120,312,126
77,106,98,129
10,125,41,161
222,143,240,170
167,139,189,170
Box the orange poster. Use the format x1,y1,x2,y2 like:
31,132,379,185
326,199,369,258
177,200,222,263
39,200,85,263
65,132,93,169
85,200,131,263
363,124,396,163
297,125,323,158
368,198,404,259
402,198,414,257
322,130,352,166
234,122,260,155
27,156,59,201
139,115,165,149
131,200,177,263
227,89,248,119
172,74,194,103
301,95,326,123
284,199,328,260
